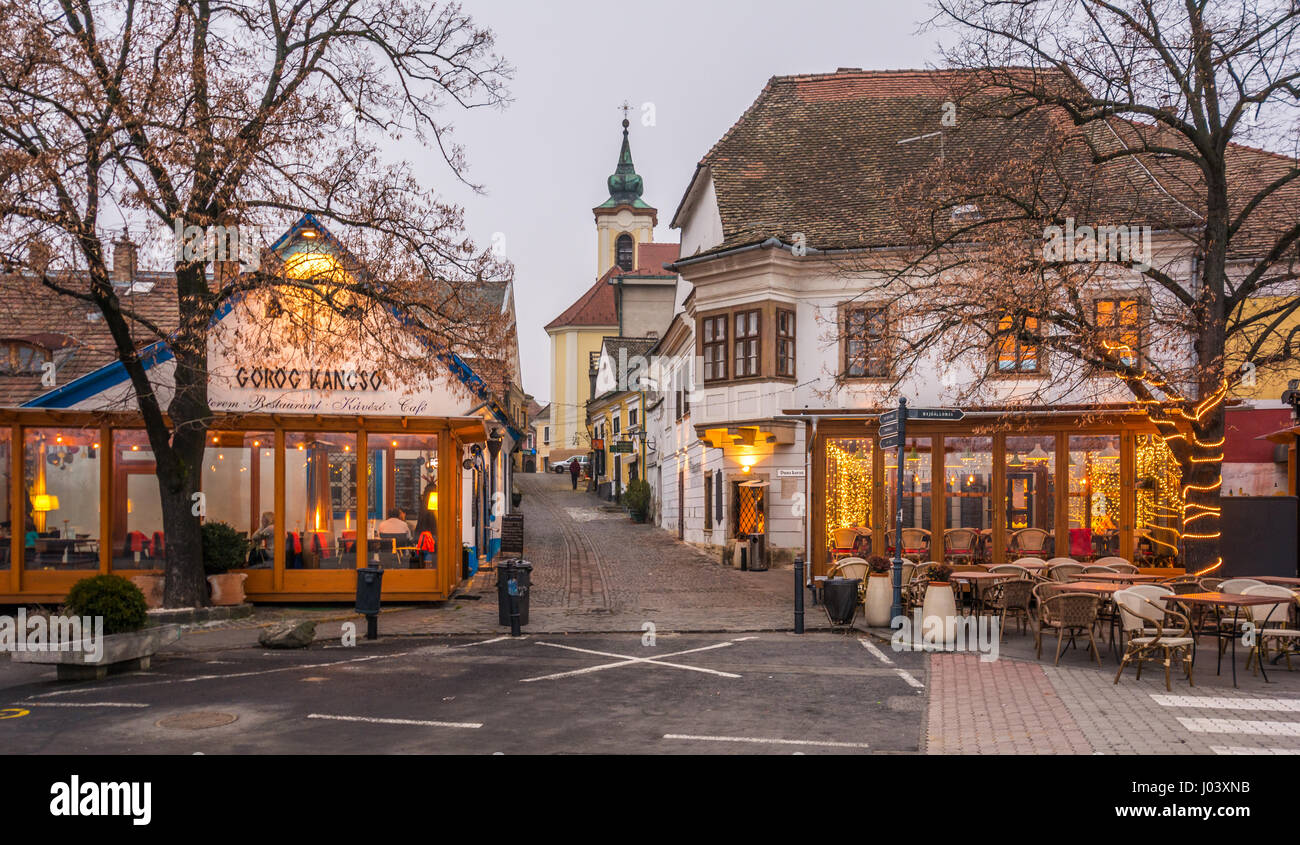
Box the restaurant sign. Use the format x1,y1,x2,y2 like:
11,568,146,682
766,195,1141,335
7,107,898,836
234,366,388,392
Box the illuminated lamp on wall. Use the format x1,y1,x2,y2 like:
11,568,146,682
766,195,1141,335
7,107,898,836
1027,443,1050,462
1100,443,1120,460
427,490,439,511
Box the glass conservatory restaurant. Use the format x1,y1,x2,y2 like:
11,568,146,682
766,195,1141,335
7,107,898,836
809,408,1188,577
0,251,518,606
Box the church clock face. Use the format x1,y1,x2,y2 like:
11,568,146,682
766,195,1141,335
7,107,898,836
615,209,633,227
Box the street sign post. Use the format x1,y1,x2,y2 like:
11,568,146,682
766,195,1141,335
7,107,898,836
878,400,963,620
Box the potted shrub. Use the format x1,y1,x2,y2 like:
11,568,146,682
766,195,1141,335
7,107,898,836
202,521,250,606
14,574,179,680
130,571,165,609
863,555,894,627
623,479,651,523
921,563,958,645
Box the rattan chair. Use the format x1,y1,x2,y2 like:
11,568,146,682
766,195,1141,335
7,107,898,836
944,528,978,563
1095,556,1135,571
1032,584,1103,666
1010,527,1051,556
1242,584,1299,673
1113,589,1195,691
1082,564,1118,574
1044,557,1078,568
1012,556,1047,568
1047,562,1085,582
1219,578,1266,594
985,577,1035,639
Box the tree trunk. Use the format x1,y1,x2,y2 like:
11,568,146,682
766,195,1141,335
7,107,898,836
156,266,214,608
1179,405,1226,574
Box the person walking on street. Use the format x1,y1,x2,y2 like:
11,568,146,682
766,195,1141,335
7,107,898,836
569,458,580,490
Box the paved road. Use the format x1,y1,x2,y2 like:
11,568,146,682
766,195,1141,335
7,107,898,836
0,632,925,754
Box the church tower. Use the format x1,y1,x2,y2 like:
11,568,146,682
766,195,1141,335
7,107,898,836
592,116,658,276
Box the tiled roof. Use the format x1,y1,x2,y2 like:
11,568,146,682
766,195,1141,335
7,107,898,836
545,243,680,331
682,68,1298,260
545,269,620,331
636,242,680,274
0,272,178,407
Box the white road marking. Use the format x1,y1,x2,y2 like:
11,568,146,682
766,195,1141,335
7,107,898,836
1210,745,1300,755
308,714,481,730
664,733,870,749
457,636,520,648
1152,694,1300,712
895,669,925,690
17,701,150,708
521,639,744,682
1177,717,1300,737
859,639,894,665
28,651,414,698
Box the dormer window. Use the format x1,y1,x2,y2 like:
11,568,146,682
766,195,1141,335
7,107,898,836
616,234,634,271
1,341,51,374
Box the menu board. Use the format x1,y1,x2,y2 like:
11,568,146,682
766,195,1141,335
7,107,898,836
500,513,524,557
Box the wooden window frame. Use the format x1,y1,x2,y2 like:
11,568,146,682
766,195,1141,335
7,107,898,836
733,309,761,379
702,315,728,383
1093,295,1144,370
841,303,892,380
696,301,796,385
776,308,796,378
992,311,1046,377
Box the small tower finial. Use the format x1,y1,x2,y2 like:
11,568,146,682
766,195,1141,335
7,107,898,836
619,100,631,129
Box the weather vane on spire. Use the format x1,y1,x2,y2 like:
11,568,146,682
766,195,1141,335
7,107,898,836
619,100,632,125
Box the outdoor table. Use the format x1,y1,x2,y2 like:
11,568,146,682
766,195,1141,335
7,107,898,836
1247,576,1300,588
1158,592,1288,686
950,571,1013,615
1066,572,1160,584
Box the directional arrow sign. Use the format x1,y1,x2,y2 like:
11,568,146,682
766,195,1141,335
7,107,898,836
907,408,965,421
880,409,899,425
880,434,902,449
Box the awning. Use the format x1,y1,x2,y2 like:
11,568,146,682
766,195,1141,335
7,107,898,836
696,421,797,447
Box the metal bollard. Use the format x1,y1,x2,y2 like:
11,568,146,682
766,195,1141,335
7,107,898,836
508,576,522,637
793,556,805,634
366,614,378,640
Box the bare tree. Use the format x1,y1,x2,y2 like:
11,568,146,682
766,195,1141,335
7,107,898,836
0,0,512,605
832,1,1300,572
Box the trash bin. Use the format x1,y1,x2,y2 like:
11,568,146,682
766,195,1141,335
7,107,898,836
496,559,532,626
355,565,384,615
822,577,860,626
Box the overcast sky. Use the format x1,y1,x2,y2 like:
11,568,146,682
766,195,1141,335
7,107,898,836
434,0,941,405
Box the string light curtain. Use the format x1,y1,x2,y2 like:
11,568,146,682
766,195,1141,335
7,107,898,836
825,438,872,553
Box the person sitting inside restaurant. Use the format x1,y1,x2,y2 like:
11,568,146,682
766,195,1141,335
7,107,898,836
376,508,412,553
248,511,275,567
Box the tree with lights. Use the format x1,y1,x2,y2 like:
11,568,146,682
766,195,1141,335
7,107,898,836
838,1,1300,573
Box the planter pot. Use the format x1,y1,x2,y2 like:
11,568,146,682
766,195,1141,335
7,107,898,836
130,574,165,609
921,582,957,645
206,572,248,606
13,624,181,681
511,492,522,508
864,573,893,627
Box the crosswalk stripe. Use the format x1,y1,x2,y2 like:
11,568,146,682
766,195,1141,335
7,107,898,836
1177,717,1300,737
1152,694,1300,712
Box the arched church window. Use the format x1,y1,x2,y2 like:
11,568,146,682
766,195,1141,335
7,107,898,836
616,234,634,271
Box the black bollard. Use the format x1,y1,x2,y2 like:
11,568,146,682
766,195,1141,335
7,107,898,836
366,613,378,640
793,556,805,634
508,576,522,637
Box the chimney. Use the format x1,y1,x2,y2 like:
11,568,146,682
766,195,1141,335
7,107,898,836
112,235,137,284
27,240,51,275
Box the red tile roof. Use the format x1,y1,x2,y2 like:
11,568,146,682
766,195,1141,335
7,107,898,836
545,242,679,330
